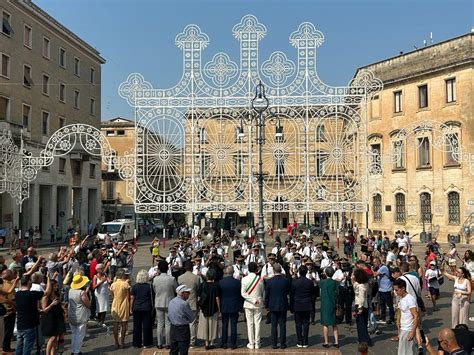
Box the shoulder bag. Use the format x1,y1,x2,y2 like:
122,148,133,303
403,275,426,312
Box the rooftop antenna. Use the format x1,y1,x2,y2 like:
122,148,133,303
430,32,433,44
423,39,427,47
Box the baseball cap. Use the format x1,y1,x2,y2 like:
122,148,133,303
176,284,191,294
430,261,436,266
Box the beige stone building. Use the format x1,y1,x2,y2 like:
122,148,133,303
353,33,473,242
0,0,105,238
100,117,135,220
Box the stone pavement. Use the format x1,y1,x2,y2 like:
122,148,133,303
1,235,471,354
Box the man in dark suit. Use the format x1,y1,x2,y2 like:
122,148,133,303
290,265,315,348
218,265,242,349
265,263,290,349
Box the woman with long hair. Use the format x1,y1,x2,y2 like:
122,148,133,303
443,266,471,327
197,268,220,350
131,269,154,349
352,268,371,346
462,250,474,276
41,279,66,355
447,243,458,273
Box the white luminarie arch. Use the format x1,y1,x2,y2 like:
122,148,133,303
118,14,383,214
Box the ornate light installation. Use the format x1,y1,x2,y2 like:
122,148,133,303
119,15,383,214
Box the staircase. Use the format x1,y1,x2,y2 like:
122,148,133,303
460,212,474,243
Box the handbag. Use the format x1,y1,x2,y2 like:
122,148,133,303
336,304,343,318
403,275,426,312
437,270,444,286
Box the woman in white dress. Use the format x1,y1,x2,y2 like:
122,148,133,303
93,263,110,325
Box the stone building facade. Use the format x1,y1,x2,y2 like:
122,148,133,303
353,33,473,242
0,0,105,239
100,118,135,221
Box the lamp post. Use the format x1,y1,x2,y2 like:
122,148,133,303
250,81,270,256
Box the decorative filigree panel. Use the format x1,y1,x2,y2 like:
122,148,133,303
118,14,382,213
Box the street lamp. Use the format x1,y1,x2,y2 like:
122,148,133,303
245,81,270,256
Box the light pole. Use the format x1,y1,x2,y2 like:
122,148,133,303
249,81,270,256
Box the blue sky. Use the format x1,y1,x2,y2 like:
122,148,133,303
35,0,473,120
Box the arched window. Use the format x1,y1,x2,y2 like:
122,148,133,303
373,194,382,222
395,193,406,223
316,124,325,142
448,191,460,224
420,192,432,223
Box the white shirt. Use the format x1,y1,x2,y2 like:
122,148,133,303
31,283,44,292
302,246,316,257
245,253,264,266
396,237,408,249
271,246,282,256
148,266,159,280
425,268,440,288
386,251,397,264
166,254,183,275
305,270,320,285
261,263,286,279
320,258,333,270
400,274,421,299
398,293,417,331
193,263,208,277
230,240,241,250
233,263,248,280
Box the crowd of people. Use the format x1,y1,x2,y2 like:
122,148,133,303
0,225,472,354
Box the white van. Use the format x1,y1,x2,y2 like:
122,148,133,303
98,219,135,242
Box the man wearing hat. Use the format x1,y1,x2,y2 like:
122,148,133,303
178,261,200,347
305,260,320,325
262,254,286,281
166,247,183,279
245,245,265,268
233,255,248,280
168,284,195,355
192,256,207,279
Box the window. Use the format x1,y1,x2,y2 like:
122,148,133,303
373,194,382,222
59,117,65,128
418,137,430,167
198,127,206,144
89,163,96,179
74,57,80,76
420,192,432,223
275,158,285,177
316,124,325,142
370,143,381,174
59,83,66,102
22,104,31,131
0,96,10,121
316,154,326,177
448,191,460,225
392,140,405,169
2,10,12,36
200,154,209,177
445,132,460,166
371,95,380,118
394,91,402,113
107,151,116,172
106,130,115,136
59,48,66,68
59,158,66,173
90,67,95,84
42,74,49,95
23,65,33,87
446,78,456,103
106,181,115,200
89,98,95,115
1,53,10,78
73,161,81,175
74,90,80,109
395,193,406,223
418,85,428,108
234,152,243,175
42,111,49,135
42,37,50,59
23,25,32,48
116,130,125,136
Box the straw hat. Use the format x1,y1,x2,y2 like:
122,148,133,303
70,275,90,290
